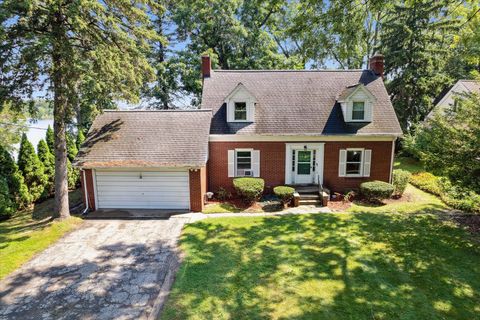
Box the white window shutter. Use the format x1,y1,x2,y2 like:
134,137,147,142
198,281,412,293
363,149,372,177
252,150,260,177
247,102,255,122
226,102,233,122
228,150,235,177
339,149,347,177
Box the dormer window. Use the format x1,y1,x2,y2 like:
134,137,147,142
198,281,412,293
225,83,256,123
352,101,365,120
337,84,375,123
234,102,247,121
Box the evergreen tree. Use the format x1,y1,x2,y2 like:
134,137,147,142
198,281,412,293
37,139,55,196
17,134,47,202
66,132,78,162
67,159,80,190
1,0,163,218
76,130,85,151
46,125,55,152
0,177,15,220
0,102,27,152
381,0,458,130
0,145,31,210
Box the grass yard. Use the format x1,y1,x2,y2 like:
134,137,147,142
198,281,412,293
394,156,424,173
0,189,83,280
162,186,480,319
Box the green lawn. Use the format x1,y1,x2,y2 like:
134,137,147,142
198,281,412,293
0,190,83,280
394,156,424,173
162,186,479,319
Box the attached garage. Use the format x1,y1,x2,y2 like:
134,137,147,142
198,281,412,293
75,110,211,212
94,170,190,209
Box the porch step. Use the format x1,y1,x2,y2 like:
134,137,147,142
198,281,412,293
295,186,319,194
299,194,320,200
298,199,322,206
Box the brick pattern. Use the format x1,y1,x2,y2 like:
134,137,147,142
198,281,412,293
208,141,394,194
189,167,207,212
323,141,393,192
80,169,96,211
208,142,286,194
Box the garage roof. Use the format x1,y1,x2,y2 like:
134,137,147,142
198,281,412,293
74,110,212,168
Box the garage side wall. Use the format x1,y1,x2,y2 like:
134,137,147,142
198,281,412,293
80,169,96,211
189,167,206,212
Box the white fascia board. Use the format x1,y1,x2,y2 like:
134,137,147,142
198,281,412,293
209,134,399,142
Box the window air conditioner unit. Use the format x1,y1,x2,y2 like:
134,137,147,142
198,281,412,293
238,169,253,177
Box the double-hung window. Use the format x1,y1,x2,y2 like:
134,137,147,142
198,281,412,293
234,102,247,121
352,101,365,120
346,150,363,176
236,150,252,176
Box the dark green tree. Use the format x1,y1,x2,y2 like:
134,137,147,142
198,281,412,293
17,134,47,202
76,130,85,151
46,126,55,155
0,145,30,216
66,132,78,162
37,139,55,196
0,102,27,152
0,177,15,220
381,0,458,130
1,0,164,218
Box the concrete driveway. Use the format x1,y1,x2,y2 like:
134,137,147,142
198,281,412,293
0,217,187,320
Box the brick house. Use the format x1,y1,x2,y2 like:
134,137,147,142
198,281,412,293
75,54,402,212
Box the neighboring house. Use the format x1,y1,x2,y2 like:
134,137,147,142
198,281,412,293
428,79,480,118
75,54,402,212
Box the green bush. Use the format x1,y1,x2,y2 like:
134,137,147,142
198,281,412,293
273,186,295,206
18,133,47,202
215,187,232,201
360,181,394,202
233,177,265,203
0,177,15,221
409,172,441,196
439,178,480,214
392,169,411,197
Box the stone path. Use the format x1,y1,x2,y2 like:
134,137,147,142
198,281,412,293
0,218,186,320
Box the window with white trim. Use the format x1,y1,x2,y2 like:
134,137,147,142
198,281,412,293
339,148,372,177
352,101,365,120
236,150,252,176
346,150,363,176
234,102,247,121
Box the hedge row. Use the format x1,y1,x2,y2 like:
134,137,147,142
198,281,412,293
410,172,480,213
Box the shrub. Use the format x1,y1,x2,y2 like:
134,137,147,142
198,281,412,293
0,145,31,209
215,187,232,201
17,133,47,201
273,186,295,207
392,169,411,197
37,139,54,196
233,177,264,203
439,178,480,214
360,181,394,202
409,172,441,196
0,177,16,221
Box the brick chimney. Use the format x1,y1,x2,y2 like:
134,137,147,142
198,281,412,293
201,55,211,78
369,53,384,78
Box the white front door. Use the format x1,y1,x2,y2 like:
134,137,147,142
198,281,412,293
294,150,314,184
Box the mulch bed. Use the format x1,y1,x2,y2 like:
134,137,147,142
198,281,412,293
327,201,352,212
450,214,480,234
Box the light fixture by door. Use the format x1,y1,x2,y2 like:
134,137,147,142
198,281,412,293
139,172,143,179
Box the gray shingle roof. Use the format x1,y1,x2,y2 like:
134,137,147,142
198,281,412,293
201,69,402,135
74,110,212,168
459,80,480,94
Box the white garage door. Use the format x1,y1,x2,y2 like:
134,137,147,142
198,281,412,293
95,170,190,209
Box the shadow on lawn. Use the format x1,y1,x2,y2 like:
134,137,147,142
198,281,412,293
164,213,480,319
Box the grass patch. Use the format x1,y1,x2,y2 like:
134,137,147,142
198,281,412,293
162,185,479,320
394,156,424,173
202,202,242,214
0,189,83,280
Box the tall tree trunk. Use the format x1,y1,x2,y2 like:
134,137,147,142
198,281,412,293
52,11,70,219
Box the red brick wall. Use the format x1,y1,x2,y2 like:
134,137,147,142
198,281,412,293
208,142,286,194
189,167,207,212
208,140,394,194
323,141,393,192
80,169,96,211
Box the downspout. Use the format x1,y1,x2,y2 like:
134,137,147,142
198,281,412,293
82,169,89,215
